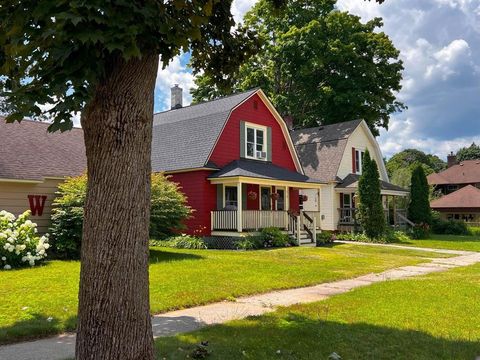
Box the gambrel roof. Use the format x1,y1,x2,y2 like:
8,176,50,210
290,120,362,182
152,89,258,172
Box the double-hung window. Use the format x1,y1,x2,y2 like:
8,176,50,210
355,149,365,174
246,125,266,160
224,186,238,208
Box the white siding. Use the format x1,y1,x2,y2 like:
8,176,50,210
337,125,388,181
319,184,336,230
0,178,63,234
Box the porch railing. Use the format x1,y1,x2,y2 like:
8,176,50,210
338,208,409,227
242,210,288,230
211,210,237,231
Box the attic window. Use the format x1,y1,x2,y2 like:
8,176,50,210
355,149,365,174
246,125,267,160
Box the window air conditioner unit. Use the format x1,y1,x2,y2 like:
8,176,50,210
256,151,267,159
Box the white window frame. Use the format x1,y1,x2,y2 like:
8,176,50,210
245,123,267,161
259,186,272,210
223,185,238,208
355,149,365,175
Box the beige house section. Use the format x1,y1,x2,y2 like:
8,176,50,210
0,178,63,234
337,123,389,182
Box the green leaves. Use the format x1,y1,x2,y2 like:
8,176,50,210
192,0,404,136
0,0,263,132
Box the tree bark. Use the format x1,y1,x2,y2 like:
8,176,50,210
76,54,159,360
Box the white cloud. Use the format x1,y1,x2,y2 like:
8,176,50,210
232,0,258,22
155,54,195,112
152,0,480,160
378,116,476,159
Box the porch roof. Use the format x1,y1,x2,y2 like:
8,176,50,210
335,174,408,194
208,159,325,186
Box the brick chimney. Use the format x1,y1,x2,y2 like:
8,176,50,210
171,84,183,110
447,152,457,168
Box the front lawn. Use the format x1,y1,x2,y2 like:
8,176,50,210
157,262,480,359
0,244,447,344
397,234,480,252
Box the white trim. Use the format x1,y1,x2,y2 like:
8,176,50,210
259,185,272,210
164,167,218,174
0,178,43,184
204,89,304,174
244,122,267,161
210,176,324,189
357,120,389,181
223,184,239,208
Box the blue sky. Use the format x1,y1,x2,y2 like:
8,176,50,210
153,0,480,160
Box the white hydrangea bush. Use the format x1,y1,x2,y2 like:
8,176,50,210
0,210,50,270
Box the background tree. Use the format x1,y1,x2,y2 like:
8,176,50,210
456,143,480,162
386,149,446,188
191,0,404,135
358,150,386,239
408,165,432,225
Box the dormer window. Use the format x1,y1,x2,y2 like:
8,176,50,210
246,124,267,160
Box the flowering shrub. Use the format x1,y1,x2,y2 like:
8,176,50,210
0,210,49,269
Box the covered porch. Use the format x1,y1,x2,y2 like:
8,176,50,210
208,159,324,244
335,174,410,231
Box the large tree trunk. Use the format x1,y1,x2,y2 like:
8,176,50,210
76,54,159,360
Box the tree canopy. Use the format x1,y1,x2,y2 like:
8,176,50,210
456,143,480,162
386,149,446,188
0,0,265,131
191,0,404,136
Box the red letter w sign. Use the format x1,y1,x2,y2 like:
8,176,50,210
28,195,47,216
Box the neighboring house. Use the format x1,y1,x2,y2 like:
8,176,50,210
0,119,86,233
291,120,409,231
152,87,408,243
428,155,480,225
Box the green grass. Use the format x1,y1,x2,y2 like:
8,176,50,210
397,233,480,252
156,263,480,360
0,244,448,344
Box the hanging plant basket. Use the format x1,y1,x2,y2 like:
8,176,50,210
247,191,258,200
270,193,280,201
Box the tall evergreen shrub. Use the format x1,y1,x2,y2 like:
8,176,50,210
408,165,432,225
358,150,386,239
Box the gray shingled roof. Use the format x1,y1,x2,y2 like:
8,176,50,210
151,89,258,172
290,120,362,182
208,159,324,184
335,174,408,193
0,118,86,181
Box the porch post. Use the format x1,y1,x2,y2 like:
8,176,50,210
237,182,243,233
393,195,397,226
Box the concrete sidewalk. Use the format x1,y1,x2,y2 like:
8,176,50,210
1,244,480,360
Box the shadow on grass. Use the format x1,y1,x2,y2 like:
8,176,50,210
0,313,77,345
155,313,480,359
149,249,204,263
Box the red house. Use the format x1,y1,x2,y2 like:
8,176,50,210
152,87,323,244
